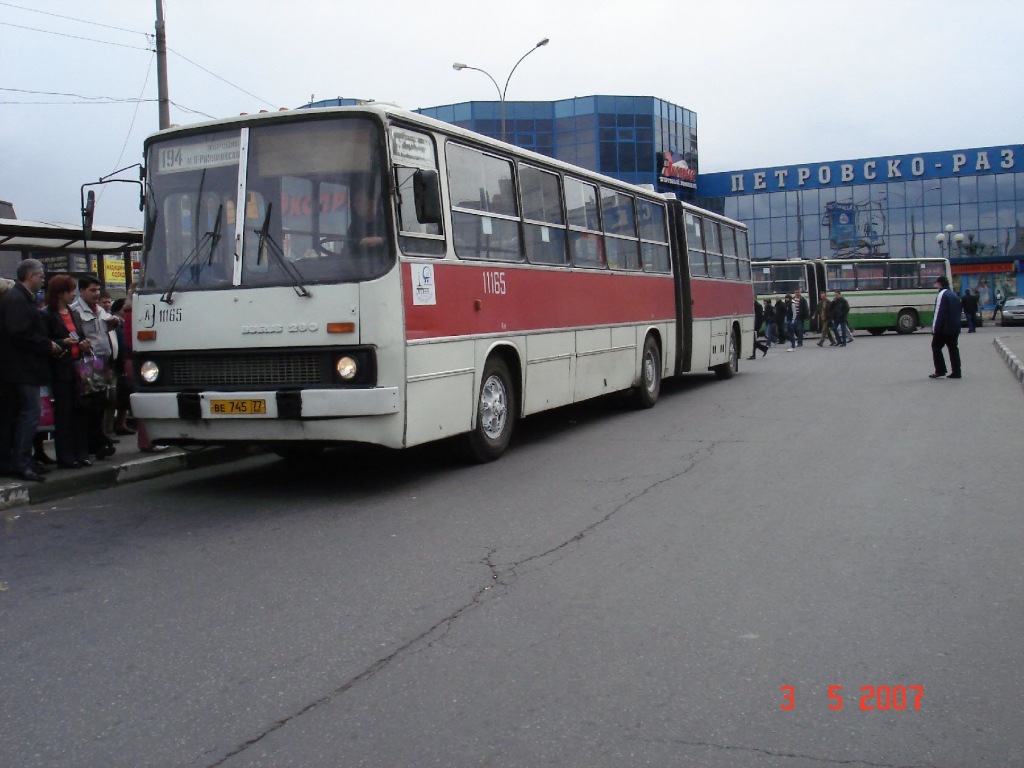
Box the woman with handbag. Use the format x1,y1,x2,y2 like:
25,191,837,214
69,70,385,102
41,274,93,468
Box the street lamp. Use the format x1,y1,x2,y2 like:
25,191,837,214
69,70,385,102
935,222,964,260
452,37,549,143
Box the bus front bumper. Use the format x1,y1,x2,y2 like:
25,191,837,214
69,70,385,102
130,388,400,421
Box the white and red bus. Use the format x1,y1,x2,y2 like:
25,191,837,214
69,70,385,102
130,105,753,461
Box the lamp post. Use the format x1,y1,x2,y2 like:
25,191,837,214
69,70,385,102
935,222,964,259
453,38,549,143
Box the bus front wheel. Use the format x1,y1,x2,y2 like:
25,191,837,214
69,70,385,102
896,309,918,334
631,335,662,409
464,357,516,463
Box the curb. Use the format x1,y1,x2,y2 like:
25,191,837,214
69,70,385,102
1,446,261,512
993,336,1024,390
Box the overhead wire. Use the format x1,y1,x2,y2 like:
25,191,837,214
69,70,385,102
0,1,147,35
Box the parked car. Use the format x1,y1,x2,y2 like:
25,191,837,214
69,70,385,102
998,296,1024,326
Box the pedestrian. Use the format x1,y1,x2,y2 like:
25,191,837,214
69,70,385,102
774,297,788,346
72,275,121,459
992,287,1004,320
40,273,93,468
815,290,837,347
830,288,850,346
929,275,962,379
0,259,62,481
110,294,136,436
961,288,978,333
748,298,769,359
792,288,810,348
762,298,776,345
783,294,797,351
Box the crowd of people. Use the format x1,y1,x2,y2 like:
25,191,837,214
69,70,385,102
748,275,967,381
0,259,139,483
749,287,853,359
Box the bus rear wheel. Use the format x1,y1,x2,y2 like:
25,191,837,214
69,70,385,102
631,335,661,409
896,309,918,334
715,329,739,380
464,357,516,463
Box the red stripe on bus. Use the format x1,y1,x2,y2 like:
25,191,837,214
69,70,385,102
403,263,752,341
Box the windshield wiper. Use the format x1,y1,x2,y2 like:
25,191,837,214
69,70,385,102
160,203,223,305
253,202,311,298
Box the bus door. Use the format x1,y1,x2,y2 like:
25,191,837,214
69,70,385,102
667,202,693,375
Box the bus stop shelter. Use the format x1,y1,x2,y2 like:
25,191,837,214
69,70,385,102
0,218,142,295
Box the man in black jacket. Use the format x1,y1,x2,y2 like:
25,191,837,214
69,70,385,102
930,275,962,379
0,259,61,481
961,288,979,333
830,289,851,346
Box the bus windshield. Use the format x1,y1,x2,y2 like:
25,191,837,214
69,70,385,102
142,117,390,292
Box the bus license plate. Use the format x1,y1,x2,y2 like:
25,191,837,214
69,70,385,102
210,398,267,415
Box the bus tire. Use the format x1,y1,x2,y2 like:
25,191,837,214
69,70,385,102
896,309,918,334
464,357,516,463
715,329,739,380
631,335,661,409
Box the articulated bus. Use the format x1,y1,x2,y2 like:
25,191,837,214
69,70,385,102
752,257,950,335
130,105,753,461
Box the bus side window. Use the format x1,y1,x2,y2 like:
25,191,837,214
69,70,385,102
705,220,724,278
565,177,605,268
685,212,707,277
601,188,640,270
637,199,669,273
520,164,567,265
447,143,523,262
721,226,740,279
396,167,445,257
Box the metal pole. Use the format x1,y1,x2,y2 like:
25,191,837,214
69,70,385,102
501,38,548,144
155,0,170,129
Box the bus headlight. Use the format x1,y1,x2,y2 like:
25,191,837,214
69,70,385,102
140,360,160,384
335,356,358,380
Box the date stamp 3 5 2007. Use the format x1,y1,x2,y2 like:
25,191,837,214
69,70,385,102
780,685,923,711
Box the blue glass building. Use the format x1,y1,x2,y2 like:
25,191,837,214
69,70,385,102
699,147,1024,306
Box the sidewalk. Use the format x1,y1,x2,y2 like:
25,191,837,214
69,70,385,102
1,434,258,511
994,333,1024,390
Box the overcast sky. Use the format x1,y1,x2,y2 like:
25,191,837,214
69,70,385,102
2,0,1023,228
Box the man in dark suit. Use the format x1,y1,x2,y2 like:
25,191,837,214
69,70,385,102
0,259,61,481
961,288,979,332
929,275,962,379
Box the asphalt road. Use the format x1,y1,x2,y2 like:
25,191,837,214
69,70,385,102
2,325,1023,768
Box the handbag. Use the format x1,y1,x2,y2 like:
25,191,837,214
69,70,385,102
38,386,55,431
74,353,114,396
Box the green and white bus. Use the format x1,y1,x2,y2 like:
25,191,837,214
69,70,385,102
752,257,951,334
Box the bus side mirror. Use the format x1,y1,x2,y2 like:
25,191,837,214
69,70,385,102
82,190,96,239
413,169,442,225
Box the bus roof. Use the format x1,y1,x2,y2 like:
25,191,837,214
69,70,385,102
143,104,746,229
